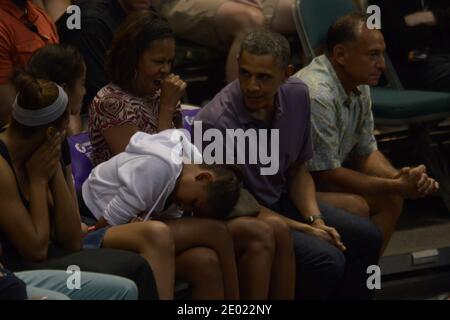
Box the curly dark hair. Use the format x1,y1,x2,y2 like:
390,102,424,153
105,10,174,93
199,164,243,220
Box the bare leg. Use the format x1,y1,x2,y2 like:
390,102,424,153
102,221,175,300
226,217,275,299
364,195,404,253
270,0,296,34
163,218,240,300
175,247,225,299
316,192,371,218
258,206,295,299
317,191,403,252
215,2,265,82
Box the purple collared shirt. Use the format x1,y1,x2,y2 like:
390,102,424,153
194,77,313,207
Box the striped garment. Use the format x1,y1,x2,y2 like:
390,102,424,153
88,82,160,166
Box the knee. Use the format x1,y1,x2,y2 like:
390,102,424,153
188,249,223,282
263,216,294,250
230,218,276,258
139,221,175,254
117,278,139,300
218,5,264,37
381,195,404,216
234,8,265,30
347,195,370,218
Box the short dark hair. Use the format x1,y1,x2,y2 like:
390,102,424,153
27,44,85,90
106,10,174,92
199,164,243,220
325,12,367,55
239,29,291,68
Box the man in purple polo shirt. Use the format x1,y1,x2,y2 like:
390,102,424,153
195,30,383,299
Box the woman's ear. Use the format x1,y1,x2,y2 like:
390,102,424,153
46,126,56,140
195,172,213,183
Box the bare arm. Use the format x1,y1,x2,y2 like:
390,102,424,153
288,161,321,219
287,161,346,251
48,163,82,252
352,150,399,179
103,124,140,156
32,0,45,9
0,160,50,261
42,0,72,21
158,74,186,131
312,166,401,197
258,205,312,233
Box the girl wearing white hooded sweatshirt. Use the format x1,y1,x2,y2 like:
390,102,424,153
81,129,242,300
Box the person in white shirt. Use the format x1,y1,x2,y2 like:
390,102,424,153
81,129,242,299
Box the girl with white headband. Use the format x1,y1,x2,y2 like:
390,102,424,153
0,73,142,300
0,71,165,299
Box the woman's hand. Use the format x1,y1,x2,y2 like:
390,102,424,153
159,74,187,115
26,131,64,183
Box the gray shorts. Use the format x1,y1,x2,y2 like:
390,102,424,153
158,0,279,48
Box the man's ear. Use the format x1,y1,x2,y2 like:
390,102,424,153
333,44,347,66
195,172,213,183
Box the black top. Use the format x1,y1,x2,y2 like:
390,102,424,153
0,139,29,266
371,0,450,63
0,267,27,300
0,136,71,267
56,0,126,110
0,139,30,208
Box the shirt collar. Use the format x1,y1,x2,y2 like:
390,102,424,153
320,55,363,108
0,0,27,20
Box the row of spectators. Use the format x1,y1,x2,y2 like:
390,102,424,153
0,0,447,300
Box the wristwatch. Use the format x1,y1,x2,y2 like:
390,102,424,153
306,214,324,225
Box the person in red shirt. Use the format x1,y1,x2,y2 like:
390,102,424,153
0,0,59,127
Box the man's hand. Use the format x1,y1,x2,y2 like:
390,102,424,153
404,11,437,27
396,165,439,199
308,220,346,252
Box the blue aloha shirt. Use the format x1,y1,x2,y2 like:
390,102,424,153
295,55,378,172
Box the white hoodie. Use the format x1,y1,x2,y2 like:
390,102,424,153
82,129,202,226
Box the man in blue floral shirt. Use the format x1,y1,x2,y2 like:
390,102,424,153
296,13,439,252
